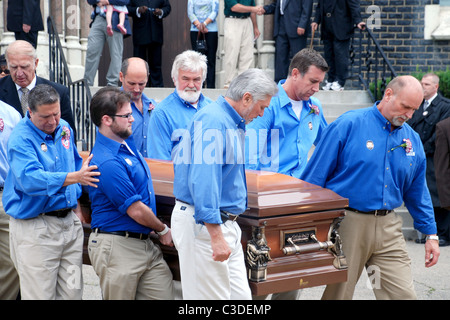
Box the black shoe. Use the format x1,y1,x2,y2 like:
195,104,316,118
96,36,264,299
439,239,450,246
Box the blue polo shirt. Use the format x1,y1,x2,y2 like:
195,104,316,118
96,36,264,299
147,90,213,160
0,101,21,186
3,114,82,219
246,80,327,178
129,91,156,158
301,103,437,235
173,96,247,225
88,133,156,234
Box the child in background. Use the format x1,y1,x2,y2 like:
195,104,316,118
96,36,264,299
104,4,128,36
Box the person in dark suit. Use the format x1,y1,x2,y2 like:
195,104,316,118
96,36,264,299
0,41,76,136
435,117,450,211
263,0,313,83
6,0,44,49
127,0,171,87
408,73,450,246
311,0,365,91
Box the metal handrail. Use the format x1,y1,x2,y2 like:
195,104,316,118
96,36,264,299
350,26,398,101
47,16,95,151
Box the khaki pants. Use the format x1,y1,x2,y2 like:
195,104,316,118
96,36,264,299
9,211,83,300
0,191,19,300
88,231,174,300
322,210,417,300
223,17,254,87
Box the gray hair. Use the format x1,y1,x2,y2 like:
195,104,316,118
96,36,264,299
171,50,207,82
5,40,38,65
28,84,60,112
225,69,278,102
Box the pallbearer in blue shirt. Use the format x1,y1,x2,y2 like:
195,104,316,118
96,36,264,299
3,84,100,300
0,100,21,300
87,87,174,300
246,48,328,179
119,57,157,158
171,68,278,300
301,76,440,300
147,50,213,160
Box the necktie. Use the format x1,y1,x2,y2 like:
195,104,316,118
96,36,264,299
423,100,429,111
20,88,29,115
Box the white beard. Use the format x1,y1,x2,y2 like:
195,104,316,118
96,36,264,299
177,88,201,104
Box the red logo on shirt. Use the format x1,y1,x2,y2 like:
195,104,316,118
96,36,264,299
0,118,4,132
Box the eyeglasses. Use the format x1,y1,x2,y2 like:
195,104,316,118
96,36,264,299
109,113,133,119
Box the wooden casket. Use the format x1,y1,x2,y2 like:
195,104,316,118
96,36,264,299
80,152,348,297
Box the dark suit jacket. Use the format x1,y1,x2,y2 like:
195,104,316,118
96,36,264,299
313,0,362,41
127,0,171,45
408,94,450,206
0,75,76,136
264,0,313,39
7,0,44,32
435,117,450,209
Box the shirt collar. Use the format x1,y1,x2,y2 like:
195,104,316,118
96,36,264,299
120,88,156,114
15,76,37,93
278,80,313,111
95,131,138,156
277,80,292,109
25,112,61,140
372,102,404,132
217,96,246,130
173,89,206,109
426,93,438,105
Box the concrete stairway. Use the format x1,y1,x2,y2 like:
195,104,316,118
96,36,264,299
313,90,373,123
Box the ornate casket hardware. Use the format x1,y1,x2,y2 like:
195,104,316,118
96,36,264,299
327,217,348,270
246,226,272,282
282,228,334,255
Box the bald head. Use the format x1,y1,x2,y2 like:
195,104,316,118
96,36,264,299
379,75,424,129
120,57,149,103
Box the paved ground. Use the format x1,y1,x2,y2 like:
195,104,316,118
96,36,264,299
81,239,450,300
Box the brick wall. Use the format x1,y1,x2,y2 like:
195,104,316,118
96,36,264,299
310,0,450,85
359,0,449,74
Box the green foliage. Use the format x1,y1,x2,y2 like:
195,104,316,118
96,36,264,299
411,67,450,99
369,77,391,101
369,67,450,100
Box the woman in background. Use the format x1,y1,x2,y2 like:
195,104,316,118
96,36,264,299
187,0,219,88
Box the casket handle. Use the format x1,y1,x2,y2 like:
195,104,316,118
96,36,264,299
282,234,334,255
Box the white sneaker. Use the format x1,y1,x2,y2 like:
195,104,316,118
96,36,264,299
330,81,344,91
322,81,332,91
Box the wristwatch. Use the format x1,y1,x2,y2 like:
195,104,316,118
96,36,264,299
157,224,169,236
425,235,439,241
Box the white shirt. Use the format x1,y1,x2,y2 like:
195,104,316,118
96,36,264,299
15,76,37,100
290,98,303,119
